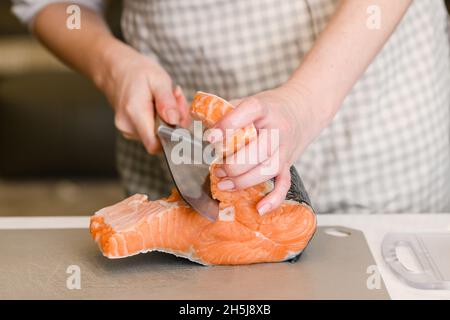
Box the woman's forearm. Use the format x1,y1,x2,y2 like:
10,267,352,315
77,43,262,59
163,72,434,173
287,0,412,126
32,3,126,89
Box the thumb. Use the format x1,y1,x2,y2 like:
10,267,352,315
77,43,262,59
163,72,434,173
154,81,180,125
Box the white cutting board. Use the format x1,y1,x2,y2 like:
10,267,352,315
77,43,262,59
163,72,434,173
0,226,389,299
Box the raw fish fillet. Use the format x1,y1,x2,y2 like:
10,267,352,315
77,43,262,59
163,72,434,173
90,92,316,265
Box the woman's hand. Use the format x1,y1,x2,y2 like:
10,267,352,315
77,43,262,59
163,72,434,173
95,42,191,154
208,84,331,215
32,4,191,154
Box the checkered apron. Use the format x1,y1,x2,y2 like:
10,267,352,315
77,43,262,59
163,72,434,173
118,0,450,213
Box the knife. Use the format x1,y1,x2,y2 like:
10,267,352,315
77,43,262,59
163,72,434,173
156,115,219,221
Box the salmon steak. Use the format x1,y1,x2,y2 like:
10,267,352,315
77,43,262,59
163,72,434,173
90,92,316,265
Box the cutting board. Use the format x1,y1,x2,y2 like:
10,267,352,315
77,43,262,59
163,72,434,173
0,226,389,299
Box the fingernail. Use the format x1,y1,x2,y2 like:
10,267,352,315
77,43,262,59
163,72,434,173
214,168,227,178
257,203,272,215
174,85,182,97
205,129,222,144
217,179,234,190
165,108,180,125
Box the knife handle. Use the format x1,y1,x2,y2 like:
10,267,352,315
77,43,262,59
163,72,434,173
155,114,166,130
155,114,186,141
156,115,204,150
155,114,174,137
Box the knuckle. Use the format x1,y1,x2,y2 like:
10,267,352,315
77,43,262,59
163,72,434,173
153,73,172,89
215,118,228,132
124,104,138,117
248,97,266,116
231,175,248,190
163,74,172,85
281,117,296,139
233,180,246,190
114,114,128,132
245,96,259,108
258,134,272,160
223,163,239,177
222,164,232,176
260,155,278,176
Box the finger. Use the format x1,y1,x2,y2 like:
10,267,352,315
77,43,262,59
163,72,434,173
228,98,243,106
213,97,266,135
122,132,140,140
115,114,139,140
256,165,291,215
153,79,180,125
129,102,161,154
217,128,280,178
216,148,282,191
204,128,224,144
174,85,192,128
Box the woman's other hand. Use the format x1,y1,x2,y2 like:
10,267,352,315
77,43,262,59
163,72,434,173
209,84,332,215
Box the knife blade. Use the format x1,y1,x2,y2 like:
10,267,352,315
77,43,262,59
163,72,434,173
156,116,219,221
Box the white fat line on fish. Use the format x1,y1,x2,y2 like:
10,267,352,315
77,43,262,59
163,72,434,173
254,231,270,241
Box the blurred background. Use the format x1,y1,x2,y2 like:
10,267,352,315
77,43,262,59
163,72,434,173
0,1,449,217
0,1,124,216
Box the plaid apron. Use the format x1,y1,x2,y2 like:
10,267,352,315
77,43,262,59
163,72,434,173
11,0,449,213
117,0,450,213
